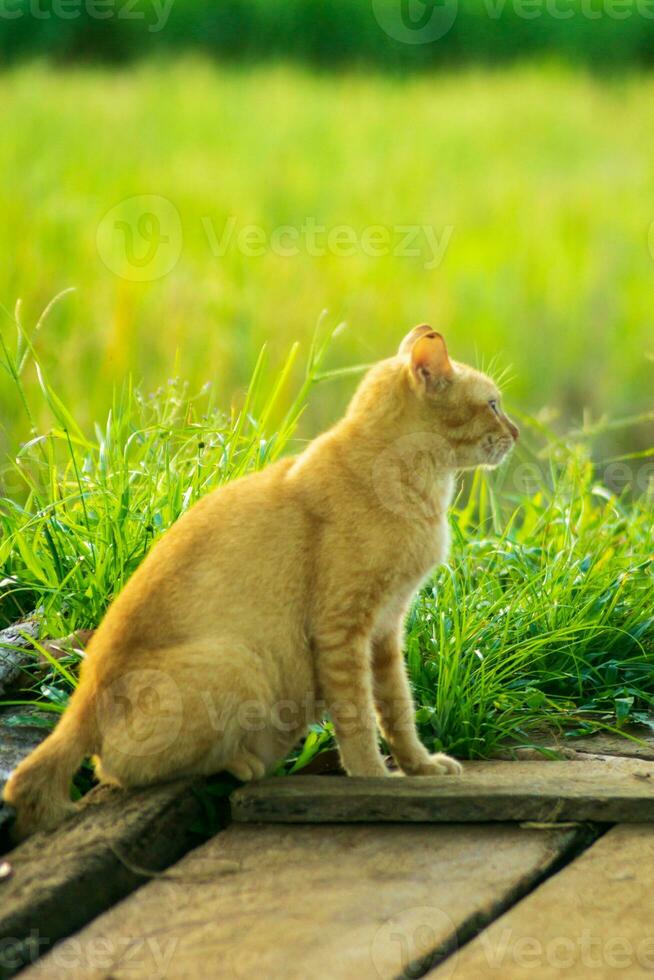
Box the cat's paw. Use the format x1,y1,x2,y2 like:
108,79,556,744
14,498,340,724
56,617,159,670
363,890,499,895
403,752,463,777
350,765,391,778
225,751,267,782
345,759,391,777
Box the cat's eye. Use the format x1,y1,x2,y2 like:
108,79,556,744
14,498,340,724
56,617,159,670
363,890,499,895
488,399,500,415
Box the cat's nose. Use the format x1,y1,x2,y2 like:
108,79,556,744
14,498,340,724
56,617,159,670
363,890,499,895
503,414,519,442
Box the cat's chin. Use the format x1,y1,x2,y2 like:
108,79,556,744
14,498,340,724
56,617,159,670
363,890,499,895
455,445,513,471
482,442,514,468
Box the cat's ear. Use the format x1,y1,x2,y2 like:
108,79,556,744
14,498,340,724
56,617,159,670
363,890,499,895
409,331,454,387
398,324,434,355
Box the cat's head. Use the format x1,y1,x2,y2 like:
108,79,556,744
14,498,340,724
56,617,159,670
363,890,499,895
394,324,519,470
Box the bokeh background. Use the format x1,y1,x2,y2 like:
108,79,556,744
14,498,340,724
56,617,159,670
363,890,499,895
1,0,653,463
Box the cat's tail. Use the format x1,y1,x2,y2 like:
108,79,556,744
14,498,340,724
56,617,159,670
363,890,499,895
3,685,97,841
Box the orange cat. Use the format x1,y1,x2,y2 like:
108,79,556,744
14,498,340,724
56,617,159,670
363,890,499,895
5,326,518,839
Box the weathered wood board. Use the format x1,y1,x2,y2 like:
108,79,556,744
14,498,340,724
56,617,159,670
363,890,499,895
0,778,223,979
0,622,94,816
562,731,654,762
0,710,48,848
0,623,93,699
230,759,654,824
498,729,654,763
427,823,654,979
0,621,39,697
0,719,44,788
20,822,583,980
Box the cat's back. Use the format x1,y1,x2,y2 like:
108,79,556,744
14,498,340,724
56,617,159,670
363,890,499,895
96,455,310,649
181,454,298,531
141,455,304,583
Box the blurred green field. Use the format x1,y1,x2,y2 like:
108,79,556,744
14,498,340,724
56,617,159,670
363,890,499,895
1,59,653,464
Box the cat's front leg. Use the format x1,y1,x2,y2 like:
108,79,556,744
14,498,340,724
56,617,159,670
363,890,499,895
372,629,463,777
314,631,389,777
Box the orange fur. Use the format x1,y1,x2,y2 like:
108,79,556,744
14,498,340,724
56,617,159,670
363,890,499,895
4,327,518,839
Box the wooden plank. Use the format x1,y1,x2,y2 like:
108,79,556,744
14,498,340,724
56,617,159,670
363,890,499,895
0,622,95,839
562,730,654,763
20,822,584,979
0,624,93,699
0,710,49,851
0,778,227,979
496,729,654,763
230,759,654,824
427,824,654,979
0,717,45,789
0,621,38,696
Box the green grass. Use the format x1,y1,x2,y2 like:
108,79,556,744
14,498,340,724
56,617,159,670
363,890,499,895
1,300,652,766
1,60,653,467
410,460,654,757
0,296,340,635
